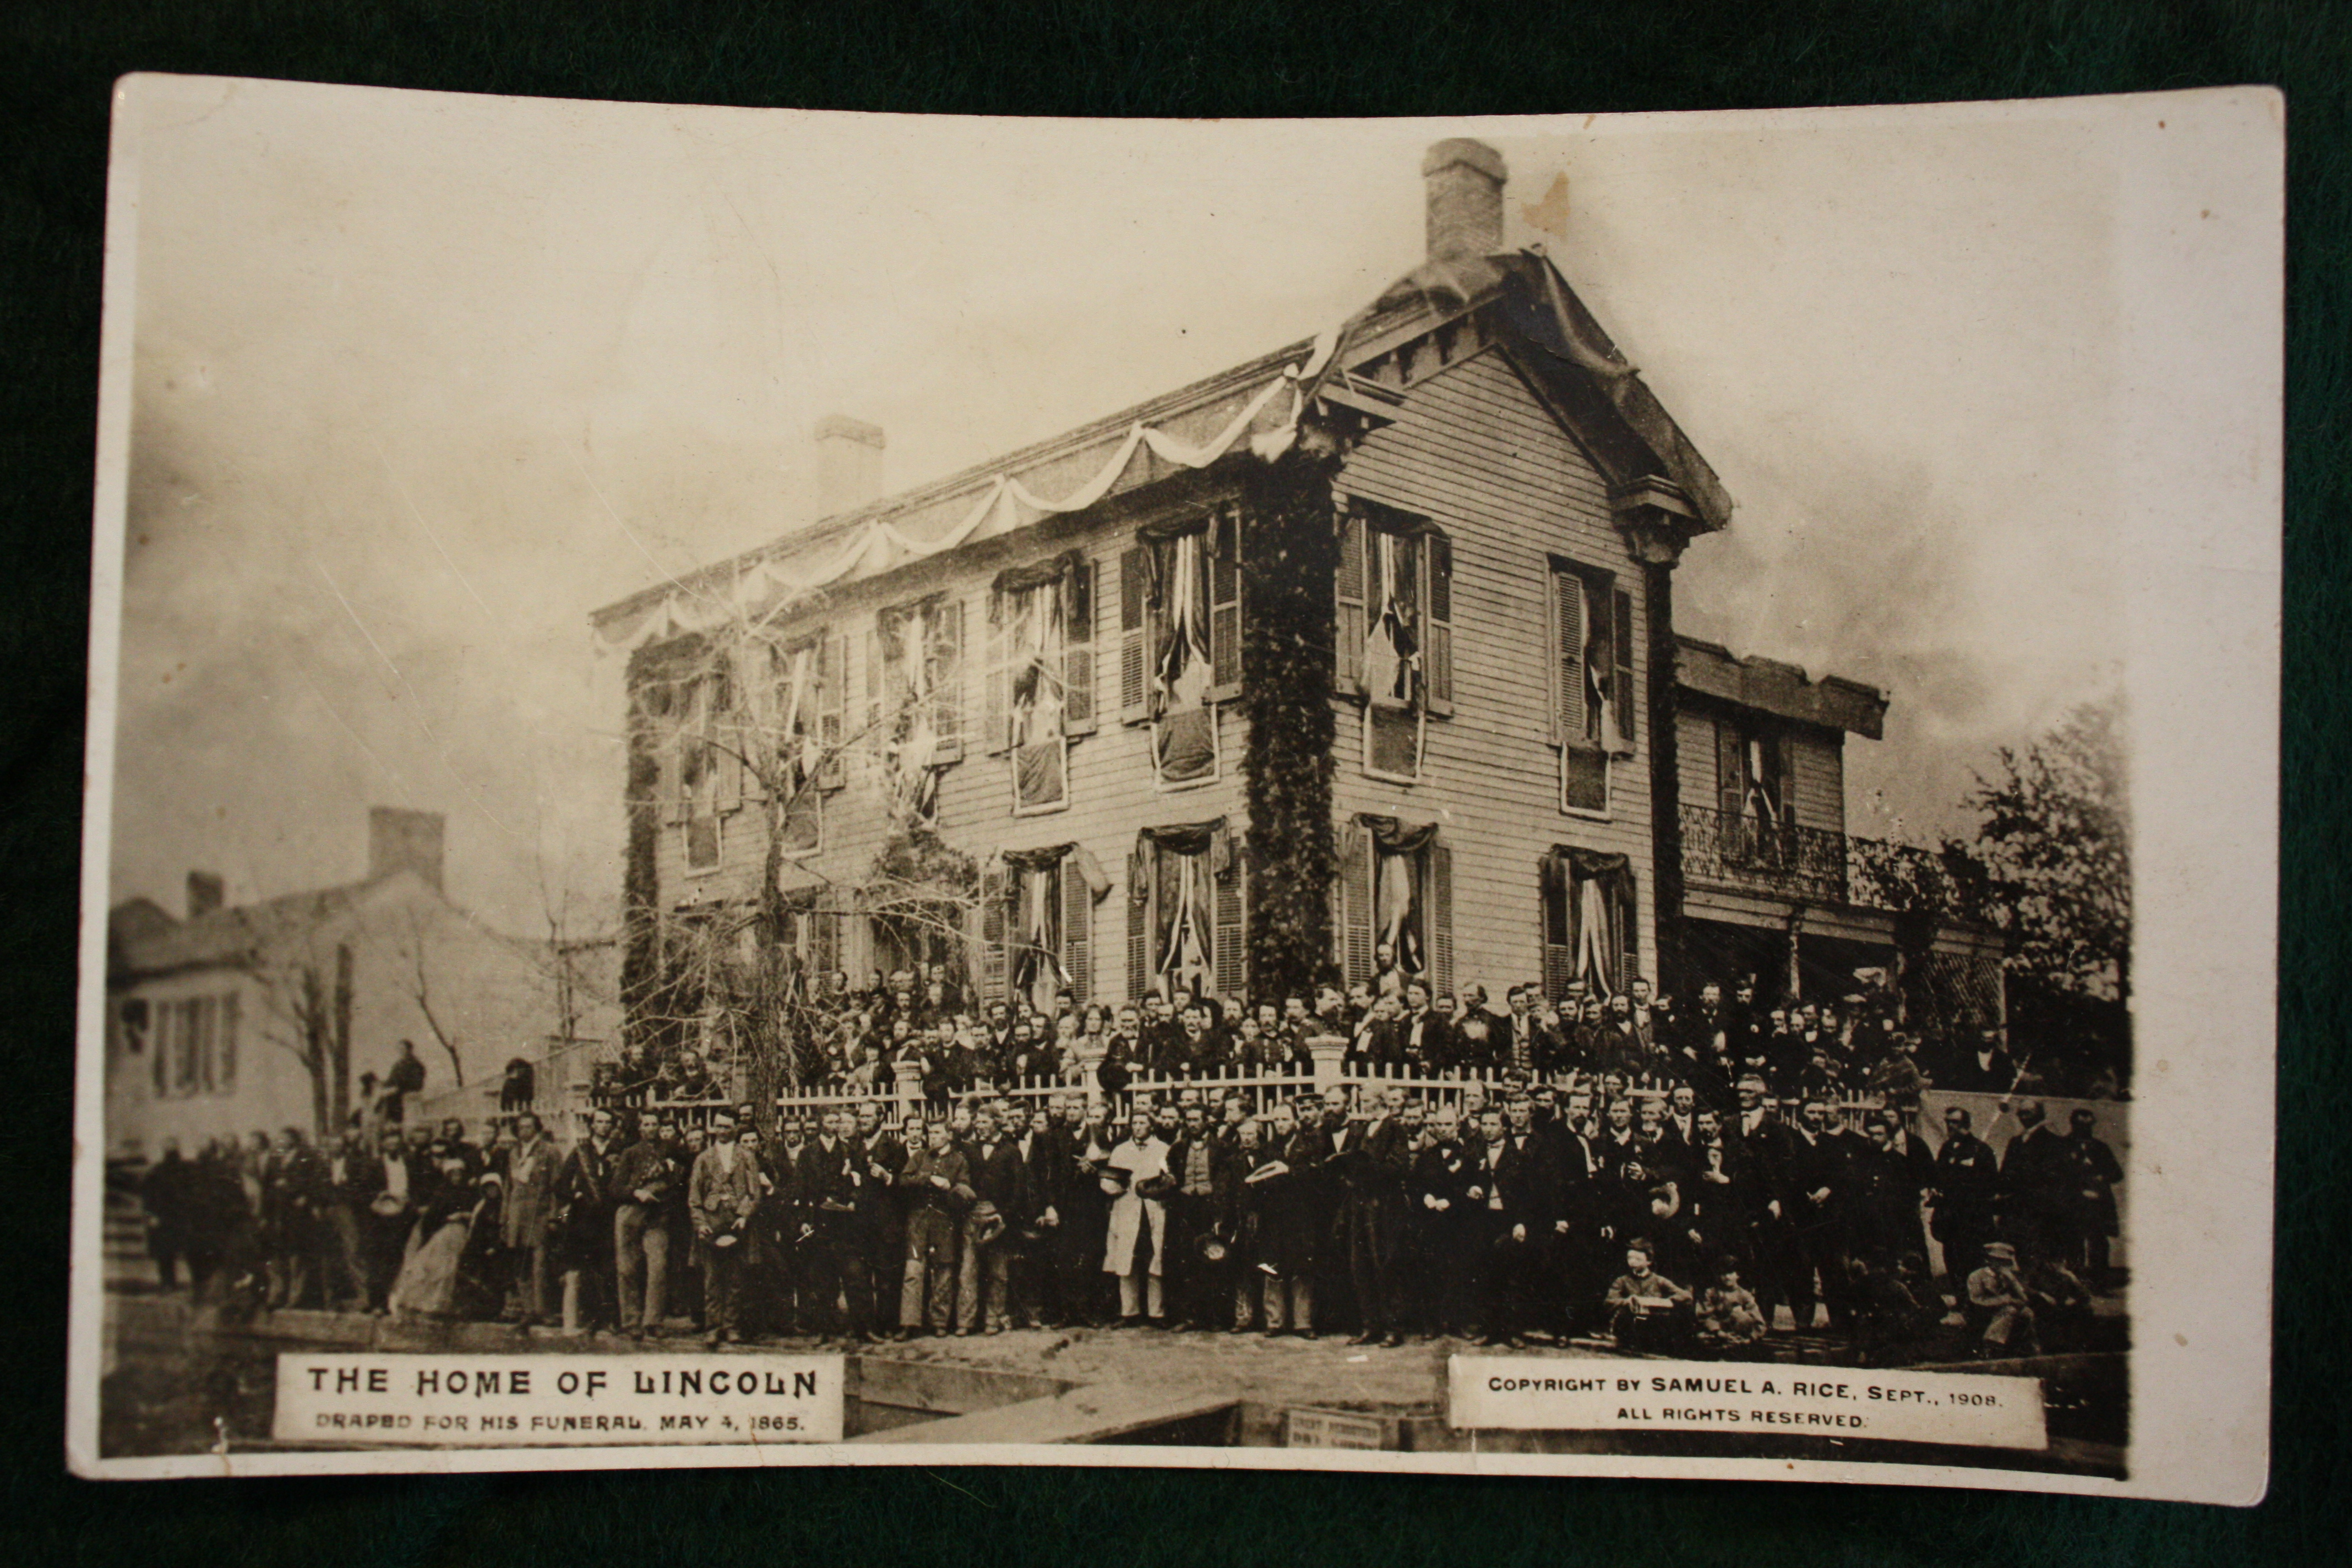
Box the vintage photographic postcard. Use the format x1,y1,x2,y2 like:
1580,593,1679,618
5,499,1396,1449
68,78,2279,1501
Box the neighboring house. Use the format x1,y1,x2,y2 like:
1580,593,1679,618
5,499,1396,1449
1669,638,2006,1024
590,137,1984,1036
103,808,614,1157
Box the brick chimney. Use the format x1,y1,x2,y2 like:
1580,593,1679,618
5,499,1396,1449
814,415,885,518
1423,138,1509,263
185,871,225,919
368,807,445,894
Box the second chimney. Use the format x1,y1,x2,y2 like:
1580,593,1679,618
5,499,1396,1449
815,415,886,518
368,807,445,894
186,871,225,920
1422,138,1509,263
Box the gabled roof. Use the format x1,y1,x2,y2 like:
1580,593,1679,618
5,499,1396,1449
1676,635,1887,739
106,868,486,983
590,243,1733,651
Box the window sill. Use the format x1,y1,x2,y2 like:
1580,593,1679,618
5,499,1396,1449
1361,767,1422,788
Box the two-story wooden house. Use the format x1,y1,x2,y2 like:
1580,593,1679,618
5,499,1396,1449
591,139,1842,1055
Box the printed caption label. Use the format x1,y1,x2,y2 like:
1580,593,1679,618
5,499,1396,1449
273,1354,845,1446
1449,1358,2048,1450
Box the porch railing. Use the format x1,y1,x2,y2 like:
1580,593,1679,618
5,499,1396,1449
1679,804,1957,914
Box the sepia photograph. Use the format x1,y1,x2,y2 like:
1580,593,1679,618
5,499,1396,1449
69,79,2278,1499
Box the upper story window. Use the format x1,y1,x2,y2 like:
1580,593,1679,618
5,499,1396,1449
769,633,842,854
1715,714,1792,827
671,668,741,872
1337,501,1452,783
1548,558,1635,816
871,597,963,824
1121,507,1240,788
989,553,1092,815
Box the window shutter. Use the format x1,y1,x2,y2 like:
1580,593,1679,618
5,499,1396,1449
716,666,747,813
1212,827,1245,1000
1612,584,1636,751
813,908,840,978
1542,855,1576,1004
1126,841,1152,1004
150,1004,167,1095
1208,509,1243,701
1338,819,1374,986
1061,853,1092,1004
1063,562,1096,737
1584,581,1613,748
1425,532,1455,716
1429,839,1454,999
816,634,847,790
1335,511,1368,695
661,744,686,825
978,867,1009,1003
1118,547,1150,723
218,990,238,1094
984,594,1011,755
1717,718,1746,821
1551,569,1586,745
930,600,965,761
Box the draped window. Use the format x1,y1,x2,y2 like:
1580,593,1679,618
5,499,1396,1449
872,597,962,824
1549,558,1635,816
1333,815,1453,998
991,554,1091,814
148,992,239,1099
1338,502,1452,783
672,669,739,872
1119,508,1241,788
977,845,1106,1009
1540,848,1638,1002
1125,821,1245,1004
770,636,834,853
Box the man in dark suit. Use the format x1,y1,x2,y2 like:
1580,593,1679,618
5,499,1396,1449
1999,1100,2071,1264
1498,986,1564,1077
795,1109,876,1341
1466,1106,1539,1346
957,1103,1028,1334
1928,1104,2001,1289
1337,1087,1414,1346
1411,1104,1480,1339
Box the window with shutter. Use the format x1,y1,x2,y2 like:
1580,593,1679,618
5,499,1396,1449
1126,842,1150,1004
1611,584,1636,750
1551,567,1586,744
1207,508,1243,701
816,634,847,790
1118,546,1150,723
714,667,745,814
978,868,1009,1004
1541,854,1576,1003
1335,510,1367,695
929,600,965,761
1425,531,1454,715
1063,561,1096,736
1337,820,1374,986
217,990,238,1094
984,594,1011,755
1428,840,1453,998
1061,853,1092,1004
1717,717,1746,823
1212,828,1246,999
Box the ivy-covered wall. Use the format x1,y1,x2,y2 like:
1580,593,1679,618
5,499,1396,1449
1238,443,1346,1001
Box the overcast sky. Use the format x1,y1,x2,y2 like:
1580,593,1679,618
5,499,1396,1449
108,80,2130,935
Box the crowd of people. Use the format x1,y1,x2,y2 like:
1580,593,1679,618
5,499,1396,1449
133,968,2125,1367
596,960,2094,1114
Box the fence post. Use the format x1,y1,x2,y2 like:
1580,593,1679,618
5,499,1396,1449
890,1059,923,1124
1308,1034,1347,1099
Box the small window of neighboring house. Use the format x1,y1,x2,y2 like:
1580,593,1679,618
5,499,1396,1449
151,992,237,1098
1122,823,1246,1005
1714,715,1795,867
1336,503,1452,783
1119,508,1241,789
1332,816,1453,1001
870,597,963,825
672,668,743,873
989,556,1092,815
977,849,1103,1012
770,633,843,857
1540,850,1637,1003
1547,559,1636,816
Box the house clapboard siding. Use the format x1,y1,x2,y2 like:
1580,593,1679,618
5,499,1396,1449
1333,346,1655,992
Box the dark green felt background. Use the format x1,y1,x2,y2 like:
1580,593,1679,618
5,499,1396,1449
1,1,2337,1562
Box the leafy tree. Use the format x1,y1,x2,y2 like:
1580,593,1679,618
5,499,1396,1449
1942,695,2132,1090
